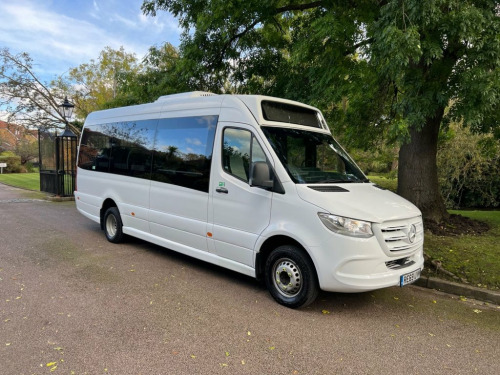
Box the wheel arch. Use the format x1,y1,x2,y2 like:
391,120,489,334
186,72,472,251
100,198,118,230
255,235,317,282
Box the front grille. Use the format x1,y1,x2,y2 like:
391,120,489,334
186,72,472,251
374,217,424,255
386,257,415,270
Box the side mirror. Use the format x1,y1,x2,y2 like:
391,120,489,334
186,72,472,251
250,161,273,189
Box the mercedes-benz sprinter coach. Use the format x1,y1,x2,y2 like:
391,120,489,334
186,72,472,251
75,92,424,308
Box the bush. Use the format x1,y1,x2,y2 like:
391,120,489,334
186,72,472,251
24,162,38,173
437,123,499,209
0,151,23,173
349,145,398,175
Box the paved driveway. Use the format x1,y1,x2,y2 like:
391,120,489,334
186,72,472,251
0,183,499,374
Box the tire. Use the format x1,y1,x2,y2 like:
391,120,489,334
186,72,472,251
103,207,124,243
264,245,319,308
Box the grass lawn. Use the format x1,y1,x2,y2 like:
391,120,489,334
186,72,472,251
424,210,500,291
0,173,40,191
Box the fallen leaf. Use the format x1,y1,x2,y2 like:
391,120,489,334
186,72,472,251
429,333,435,337
321,310,330,314
269,346,275,350
247,331,251,336
473,309,482,314
46,362,57,367
190,354,196,359
225,351,230,357
393,297,399,300
241,360,246,365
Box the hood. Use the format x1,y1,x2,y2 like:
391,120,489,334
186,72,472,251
295,183,421,223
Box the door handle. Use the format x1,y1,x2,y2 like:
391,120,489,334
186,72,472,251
216,187,228,194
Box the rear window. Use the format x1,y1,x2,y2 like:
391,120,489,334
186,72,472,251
261,101,322,128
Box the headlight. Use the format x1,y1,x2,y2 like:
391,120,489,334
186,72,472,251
318,213,373,238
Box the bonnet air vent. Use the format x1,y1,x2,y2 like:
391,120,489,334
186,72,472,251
308,186,349,192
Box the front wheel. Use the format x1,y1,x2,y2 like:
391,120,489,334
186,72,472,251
103,207,124,243
265,245,319,308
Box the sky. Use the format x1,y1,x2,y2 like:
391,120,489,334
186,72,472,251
0,0,182,82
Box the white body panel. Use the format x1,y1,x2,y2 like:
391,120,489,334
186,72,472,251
75,92,424,295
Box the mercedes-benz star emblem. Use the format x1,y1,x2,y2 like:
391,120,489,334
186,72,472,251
408,224,417,243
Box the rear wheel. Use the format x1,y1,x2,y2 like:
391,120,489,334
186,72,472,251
265,245,319,308
103,207,124,243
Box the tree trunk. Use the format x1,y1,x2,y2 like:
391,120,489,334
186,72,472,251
398,109,449,223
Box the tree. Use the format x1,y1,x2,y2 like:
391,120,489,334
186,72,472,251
15,138,38,165
64,46,142,118
142,0,500,223
0,48,79,134
106,43,190,107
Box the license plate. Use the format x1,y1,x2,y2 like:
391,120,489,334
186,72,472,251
400,269,421,287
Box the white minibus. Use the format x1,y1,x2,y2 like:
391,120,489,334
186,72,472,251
75,92,424,308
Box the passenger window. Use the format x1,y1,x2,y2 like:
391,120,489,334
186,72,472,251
152,115,218,192
78,120,156,179
222,128,268,184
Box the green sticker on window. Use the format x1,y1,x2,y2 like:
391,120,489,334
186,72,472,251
219,181,225,187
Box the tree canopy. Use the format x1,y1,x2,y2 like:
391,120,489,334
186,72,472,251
64,46,142,119
142,0,500,222
0,48,79,133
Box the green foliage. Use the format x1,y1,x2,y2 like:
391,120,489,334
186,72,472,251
0,151,22,173
349,144,398,175
142,0,499,141
105,43,190,107
62,46,142,118
438,123,499,209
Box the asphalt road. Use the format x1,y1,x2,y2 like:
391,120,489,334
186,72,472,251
1,183,499,375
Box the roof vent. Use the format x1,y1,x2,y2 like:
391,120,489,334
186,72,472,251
155,91,217,102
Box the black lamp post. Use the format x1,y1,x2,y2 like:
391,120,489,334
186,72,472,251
60,96,74,120
59,96,75,137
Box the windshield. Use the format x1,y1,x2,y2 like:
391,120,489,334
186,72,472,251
262,127,367,184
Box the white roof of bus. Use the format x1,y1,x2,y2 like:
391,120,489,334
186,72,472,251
84,92,328,131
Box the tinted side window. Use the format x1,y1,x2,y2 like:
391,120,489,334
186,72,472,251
152,116,217,192
78,120,156,180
